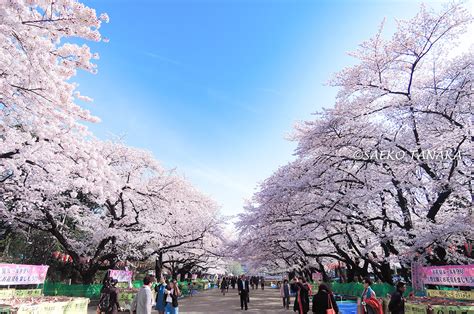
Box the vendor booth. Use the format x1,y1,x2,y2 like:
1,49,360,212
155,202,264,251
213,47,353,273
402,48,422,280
0,263,89,314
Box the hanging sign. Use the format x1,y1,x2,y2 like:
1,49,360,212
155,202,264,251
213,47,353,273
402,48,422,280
405,302,427,314
15,289,42,298
421,265,474,287
426,289,474,300
0,264,48,286
108,269,133,282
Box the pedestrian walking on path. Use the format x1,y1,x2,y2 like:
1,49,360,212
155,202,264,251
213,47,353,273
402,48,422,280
361,278,383,314
237,275,250,310
280,279,291,310
293,277,310,314
164,280,181,314
131,275,155,314
98,278,121,314
221,277,228,296
155,278,168,314
312,283,339,314
388,281,406,314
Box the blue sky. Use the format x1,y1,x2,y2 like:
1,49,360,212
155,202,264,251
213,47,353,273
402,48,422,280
78,0,447,221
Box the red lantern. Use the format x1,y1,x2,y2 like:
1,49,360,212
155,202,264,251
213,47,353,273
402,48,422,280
465,242,472,257
52,251,61,259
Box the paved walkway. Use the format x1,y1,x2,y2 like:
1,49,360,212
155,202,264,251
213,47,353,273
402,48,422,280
88,287,293,313
179,287,292,313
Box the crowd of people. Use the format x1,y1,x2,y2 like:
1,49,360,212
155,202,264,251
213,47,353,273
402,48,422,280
232,275,407,314
97,275,182,314
278,277,407,314
218,275,266,295
97,274,408,314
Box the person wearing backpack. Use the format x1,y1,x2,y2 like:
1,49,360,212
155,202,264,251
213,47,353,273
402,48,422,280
98,278,120,314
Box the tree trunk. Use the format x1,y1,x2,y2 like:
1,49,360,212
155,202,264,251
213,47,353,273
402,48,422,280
155,252,163,279
80,269,97,285
399,265,411,282
347,266,356,282
379,261,393,284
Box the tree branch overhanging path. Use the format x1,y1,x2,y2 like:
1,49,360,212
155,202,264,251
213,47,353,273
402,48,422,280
0,0,227,283
234,2,473,283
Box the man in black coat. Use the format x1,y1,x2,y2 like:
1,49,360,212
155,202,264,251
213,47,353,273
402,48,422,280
388,281,406,314
237,275,250,310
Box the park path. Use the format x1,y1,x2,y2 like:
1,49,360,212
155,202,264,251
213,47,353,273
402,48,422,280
179,287,291,313
88,287,292,313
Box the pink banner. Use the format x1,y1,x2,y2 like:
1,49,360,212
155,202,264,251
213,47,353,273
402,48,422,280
421,265,473,287
109,269,133,282
0,264,48,286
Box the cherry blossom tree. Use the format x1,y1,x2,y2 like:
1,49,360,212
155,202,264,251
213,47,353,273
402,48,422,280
1,1,225,283
1,139,224,283
237,2,473,283
1,0,109,166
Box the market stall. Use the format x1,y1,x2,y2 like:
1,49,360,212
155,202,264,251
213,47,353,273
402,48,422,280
405,264,474,314
0,263,89,314
405,296,473,314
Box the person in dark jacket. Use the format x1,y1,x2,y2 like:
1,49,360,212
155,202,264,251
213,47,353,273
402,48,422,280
388,281,406,314
237,275,250,310
221,277,228,295
164,280,181,314
280,279,291,309
293,277,310,314
99,278,120,314
312,283,339,314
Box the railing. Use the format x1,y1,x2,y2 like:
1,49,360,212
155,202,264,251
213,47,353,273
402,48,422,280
43,279,212,300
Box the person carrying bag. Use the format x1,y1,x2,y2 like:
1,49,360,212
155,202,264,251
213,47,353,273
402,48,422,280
164,280,181,314
312,283,339,314
327,293,336,314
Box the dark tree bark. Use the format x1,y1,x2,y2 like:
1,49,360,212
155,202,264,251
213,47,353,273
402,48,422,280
155,251,163,279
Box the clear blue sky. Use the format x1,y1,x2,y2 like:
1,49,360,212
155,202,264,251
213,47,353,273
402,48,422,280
78,0,444,220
